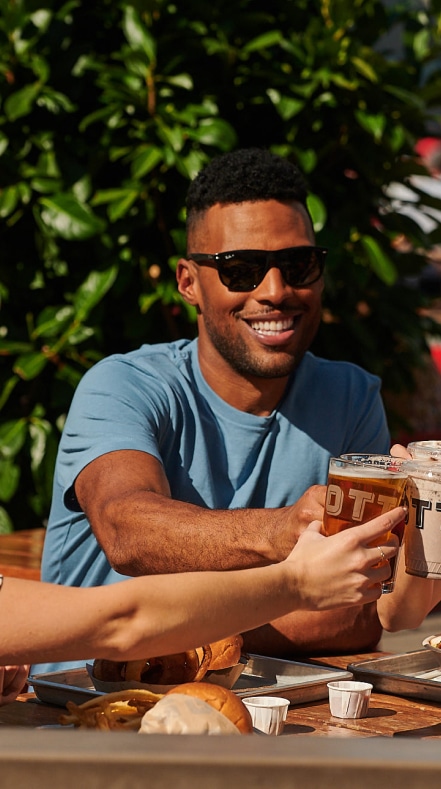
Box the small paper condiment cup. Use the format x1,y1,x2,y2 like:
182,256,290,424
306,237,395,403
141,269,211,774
242,696,290,735
327,680,372,719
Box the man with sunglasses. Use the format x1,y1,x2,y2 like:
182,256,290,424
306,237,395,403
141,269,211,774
38,148,391,674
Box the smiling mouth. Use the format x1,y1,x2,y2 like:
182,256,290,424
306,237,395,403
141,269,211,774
248,317,296,336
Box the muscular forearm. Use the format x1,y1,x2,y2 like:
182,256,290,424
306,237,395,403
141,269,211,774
76,450,324,576
103,491,299,575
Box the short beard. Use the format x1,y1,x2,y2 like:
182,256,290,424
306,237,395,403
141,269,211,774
203,317,301,379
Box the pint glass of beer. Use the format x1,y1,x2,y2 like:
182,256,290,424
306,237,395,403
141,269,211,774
324,455,408,593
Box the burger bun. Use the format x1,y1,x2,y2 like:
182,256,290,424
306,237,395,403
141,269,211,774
166,681,253,734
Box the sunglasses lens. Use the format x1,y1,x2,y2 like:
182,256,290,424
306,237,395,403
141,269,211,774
219,248,324,291
218,254,266,291
282,249,323,287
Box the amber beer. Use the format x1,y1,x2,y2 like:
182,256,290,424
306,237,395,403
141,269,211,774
324,457,408,593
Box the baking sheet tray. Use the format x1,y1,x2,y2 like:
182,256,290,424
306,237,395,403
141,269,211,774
29,655,352,708
348,649,441,703
234,654,353,703
29,668,103,707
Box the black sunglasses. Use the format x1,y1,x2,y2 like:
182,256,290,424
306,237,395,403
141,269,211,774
187,246,327,292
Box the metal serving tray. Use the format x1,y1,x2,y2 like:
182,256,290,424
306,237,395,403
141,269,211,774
29,668,103,707
29,655,352,708
235,654,353,703
348,649,441,703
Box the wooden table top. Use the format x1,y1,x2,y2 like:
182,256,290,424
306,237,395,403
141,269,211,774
2,652,441,738
0,530,440,739
0,527,45,580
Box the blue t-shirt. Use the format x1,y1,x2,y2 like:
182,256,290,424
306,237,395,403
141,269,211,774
35,339,389,674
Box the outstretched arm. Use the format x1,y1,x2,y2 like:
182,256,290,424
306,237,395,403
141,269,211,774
75,449,326,575
0,506,402,670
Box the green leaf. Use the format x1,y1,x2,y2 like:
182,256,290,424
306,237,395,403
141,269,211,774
122,5,156,61
0,131,9,157
108,190,139,222
73,266,118,321
91,189,139,222
0,419,27,458
354,110,386,142
29,418,58,501
0,340,33,355
307,194,327,233
4,83,41,121
267,90,305,120
37,87,76,114
350,57,378,83
28,418,51,470
39,194,106,240
33,306,75,340
188,118,237,150
157,123,184,152
139,292,161,314
384,85,425,109
243,30,283,53
0,185,19,218
0,507,13,535
130,146,163,179
163,73,193,90
64,325,95,345
0,376,20,411
0,458,20,502
360,236,398,285
13,352,48,380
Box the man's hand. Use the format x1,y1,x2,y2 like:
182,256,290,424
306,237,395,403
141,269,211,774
390,444,411,459
0,665,29,705
285,484,326,538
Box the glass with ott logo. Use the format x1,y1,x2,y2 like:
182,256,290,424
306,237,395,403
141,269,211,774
324,454,408,593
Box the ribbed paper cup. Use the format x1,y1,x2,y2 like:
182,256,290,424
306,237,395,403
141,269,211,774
327,681,372,719
242,696,290,735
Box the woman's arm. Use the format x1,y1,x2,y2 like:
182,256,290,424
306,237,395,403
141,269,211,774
378,548,441,631
0,507,402,667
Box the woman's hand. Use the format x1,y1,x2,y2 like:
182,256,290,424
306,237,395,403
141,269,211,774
0,665,29,705
282,507,404,611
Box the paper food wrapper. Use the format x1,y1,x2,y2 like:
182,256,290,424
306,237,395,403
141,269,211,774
87,661,245,694
138,694,241,735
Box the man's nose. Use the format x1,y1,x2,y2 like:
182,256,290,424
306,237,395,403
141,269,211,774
252,264,292,300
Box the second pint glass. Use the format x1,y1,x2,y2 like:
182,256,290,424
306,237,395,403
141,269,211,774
324,455,408,593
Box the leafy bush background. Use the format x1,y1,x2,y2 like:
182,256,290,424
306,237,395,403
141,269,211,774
1,0,441,532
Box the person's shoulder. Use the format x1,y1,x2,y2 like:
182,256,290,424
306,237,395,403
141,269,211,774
88,339,196,373
301,352,380,384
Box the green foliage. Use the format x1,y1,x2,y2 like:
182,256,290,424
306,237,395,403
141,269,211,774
1,0,441,530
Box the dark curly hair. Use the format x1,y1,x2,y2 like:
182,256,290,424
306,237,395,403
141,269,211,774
186,148,311,234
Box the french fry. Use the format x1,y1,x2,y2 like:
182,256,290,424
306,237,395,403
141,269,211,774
59,688,163,729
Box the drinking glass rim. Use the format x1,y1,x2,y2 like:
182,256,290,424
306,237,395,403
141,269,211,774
332,455,408,478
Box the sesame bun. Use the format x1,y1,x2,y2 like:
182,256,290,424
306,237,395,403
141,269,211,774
166,681,253,734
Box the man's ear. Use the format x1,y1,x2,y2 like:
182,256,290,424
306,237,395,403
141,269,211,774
176,258,199,306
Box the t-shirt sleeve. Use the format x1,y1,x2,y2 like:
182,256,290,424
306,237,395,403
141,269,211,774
334,364,390,454
57,356,169,511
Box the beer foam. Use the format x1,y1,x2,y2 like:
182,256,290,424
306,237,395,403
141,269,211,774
331,466,407,480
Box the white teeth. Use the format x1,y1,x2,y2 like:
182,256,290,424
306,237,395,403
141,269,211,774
249,318,293,335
